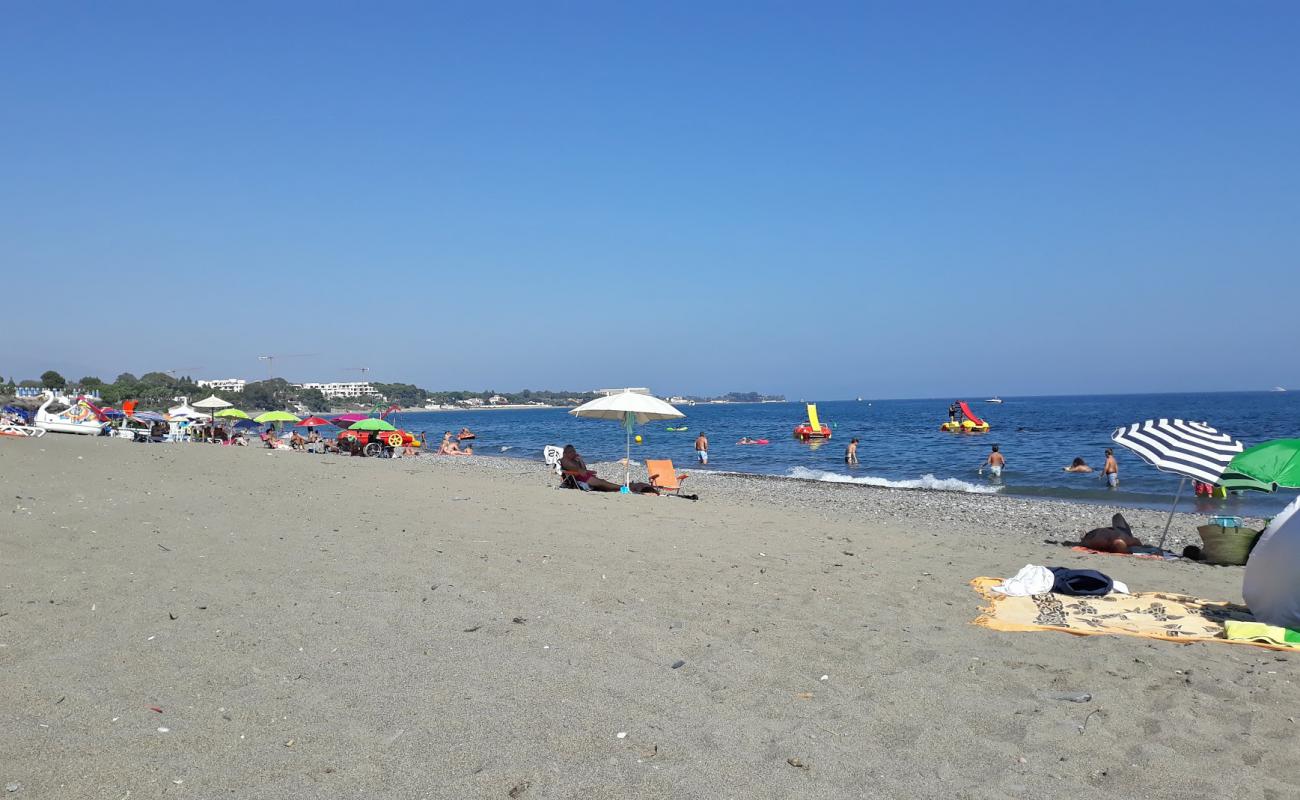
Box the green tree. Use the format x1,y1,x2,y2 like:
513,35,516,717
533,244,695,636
298,388,330,412
79,376,104,387
115,372,138,384
41,370,66,389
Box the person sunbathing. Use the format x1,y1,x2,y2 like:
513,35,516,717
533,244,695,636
1080,513,1144,554
559,445,622,491
290,431,306,450
1063,457,1093,473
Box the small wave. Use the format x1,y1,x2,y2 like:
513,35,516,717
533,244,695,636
786,466,1002,494
500,446,514,452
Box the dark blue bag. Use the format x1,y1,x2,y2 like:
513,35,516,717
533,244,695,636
1049,567,1113,596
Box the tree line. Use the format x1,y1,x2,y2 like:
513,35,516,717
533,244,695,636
1,370,602,411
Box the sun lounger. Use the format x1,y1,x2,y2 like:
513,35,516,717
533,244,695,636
646,459,695,499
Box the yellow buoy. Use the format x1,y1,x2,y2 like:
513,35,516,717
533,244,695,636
635,435,643,443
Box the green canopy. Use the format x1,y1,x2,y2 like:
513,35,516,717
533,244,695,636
214,408,250,419
1219,439,1300,493
254,411,301,424
349,418,397,432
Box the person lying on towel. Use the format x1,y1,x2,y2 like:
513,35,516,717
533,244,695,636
1080,513,1144,554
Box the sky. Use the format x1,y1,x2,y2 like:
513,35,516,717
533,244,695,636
3,1,1297,399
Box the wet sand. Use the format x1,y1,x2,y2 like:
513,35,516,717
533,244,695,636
2,435,1296,799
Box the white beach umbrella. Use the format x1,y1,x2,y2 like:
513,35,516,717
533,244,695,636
192,394,233,412
570,390,685,488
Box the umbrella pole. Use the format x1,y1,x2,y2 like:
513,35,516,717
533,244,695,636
625,423,631,488
1156,476,1187,552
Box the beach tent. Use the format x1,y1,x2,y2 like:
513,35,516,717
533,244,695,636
570,390,685,489
1111,419,1245,549
1243,496,1300,629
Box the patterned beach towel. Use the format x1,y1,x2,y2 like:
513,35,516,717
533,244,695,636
971,577,1300,651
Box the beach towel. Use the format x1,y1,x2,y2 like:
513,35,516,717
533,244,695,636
1224,621,1300,647
1068,545,1181,561
971,578,1300,651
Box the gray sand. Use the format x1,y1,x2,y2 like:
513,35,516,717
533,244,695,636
2,436,1297,799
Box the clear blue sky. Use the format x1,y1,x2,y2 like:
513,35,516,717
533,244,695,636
3,2,1296,398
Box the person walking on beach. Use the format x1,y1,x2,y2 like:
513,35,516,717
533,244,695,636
1103,448,1119,488
984,444,1005,478
845,438,859,465
695,432,709,465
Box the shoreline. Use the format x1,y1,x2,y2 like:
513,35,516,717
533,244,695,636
415,451,1257,550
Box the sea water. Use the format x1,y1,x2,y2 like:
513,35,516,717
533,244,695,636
376,393,1299,516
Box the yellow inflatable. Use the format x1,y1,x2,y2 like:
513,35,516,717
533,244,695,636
941,419,990,433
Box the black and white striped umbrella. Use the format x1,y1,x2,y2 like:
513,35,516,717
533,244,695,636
1111,419,1244,484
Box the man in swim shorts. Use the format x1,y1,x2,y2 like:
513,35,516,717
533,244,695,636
695,432,708,465
1103,448,1119,488
845,438,859,465
985,444,1005,477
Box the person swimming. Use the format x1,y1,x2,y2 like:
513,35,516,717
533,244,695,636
1063,457,1093,473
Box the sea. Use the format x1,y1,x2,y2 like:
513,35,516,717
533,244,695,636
375,393,1299,516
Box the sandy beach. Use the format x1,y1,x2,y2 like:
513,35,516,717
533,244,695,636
3,435,1297,799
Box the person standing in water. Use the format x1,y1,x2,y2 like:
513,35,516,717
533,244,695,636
695,432,709,464
985,444,1005,477
1103,448,1119,488
845,438,859,465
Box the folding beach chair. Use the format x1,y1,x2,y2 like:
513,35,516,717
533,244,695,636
646,459,695,499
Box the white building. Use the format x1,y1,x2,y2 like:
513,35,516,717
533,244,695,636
197,378,247,393
487,394,509,405
595,387,650,396
299,381,381,399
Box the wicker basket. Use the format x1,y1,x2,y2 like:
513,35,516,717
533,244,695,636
1196,524,1261,566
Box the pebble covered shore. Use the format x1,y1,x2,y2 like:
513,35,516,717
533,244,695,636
406,452,1265,551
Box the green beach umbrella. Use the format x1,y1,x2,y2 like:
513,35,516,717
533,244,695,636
214,408,249,419
1219,439,1300,493
348,418,397,432
254,411,301,424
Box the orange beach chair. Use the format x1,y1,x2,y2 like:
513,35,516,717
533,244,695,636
646,459,693,498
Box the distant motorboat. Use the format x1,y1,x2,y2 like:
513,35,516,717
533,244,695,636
856,396,863,402
986,397,1004,404
1273,386,1288,393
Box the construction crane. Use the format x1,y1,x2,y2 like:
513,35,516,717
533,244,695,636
256,353,316,379
342,367,370,377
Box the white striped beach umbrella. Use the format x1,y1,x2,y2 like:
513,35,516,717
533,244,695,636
1111,419,1245,549
1111,419,1244,484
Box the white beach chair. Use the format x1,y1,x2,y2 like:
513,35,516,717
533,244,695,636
543,445,564,475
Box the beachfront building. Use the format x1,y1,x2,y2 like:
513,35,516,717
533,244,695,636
299,381,381,400
487,395,509,405
197,378,247,393
595,387,651,396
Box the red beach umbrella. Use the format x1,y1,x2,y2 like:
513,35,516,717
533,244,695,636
297,416,331,427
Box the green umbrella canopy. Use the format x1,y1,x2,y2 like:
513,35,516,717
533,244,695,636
1220,439,1300,493
254,411,301,424
349,418,397,432
214,408,250,419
